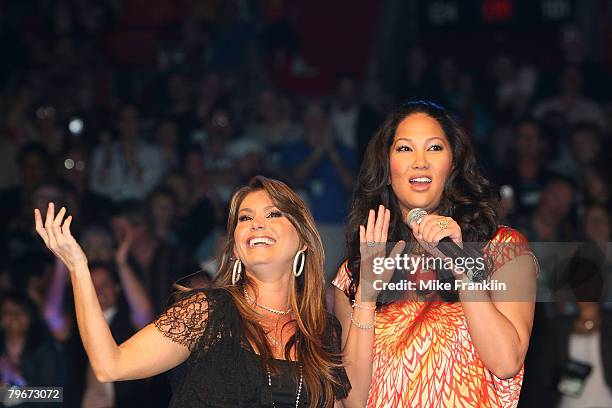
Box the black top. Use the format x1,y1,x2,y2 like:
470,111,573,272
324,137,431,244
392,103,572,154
154,287,350,407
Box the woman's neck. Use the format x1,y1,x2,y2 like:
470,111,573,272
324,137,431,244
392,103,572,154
245,272,291,312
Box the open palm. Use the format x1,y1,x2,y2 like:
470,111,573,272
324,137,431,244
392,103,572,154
34,202,88,272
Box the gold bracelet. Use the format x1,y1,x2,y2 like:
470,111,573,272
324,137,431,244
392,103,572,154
350,309,376,330
351,300,376,310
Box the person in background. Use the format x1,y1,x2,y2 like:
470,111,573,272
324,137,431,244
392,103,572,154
182,144,215,210
533,67,608,132
200,104,240,204
81,224,115,263
279,99,356,278
0,291,64,389
164,72,197,138
148,186,180,246
539,24,612,105
89,105,166,202
550,122,609,183
497,117,554,217
110,200,194,313
330,73,380,163
448,73,495,148
0,143,54,259
227,138,268,185
8,252,54,315
245,87,301,150
518,175,579,407
42,239,156,407
582,165,611,209
192,71,223,132
58,144,115,227
517,175,578,243
489,53,537,122
395,46,436,106
154,119,181,171
162,171,220,257
555,205,612,407
32,100,67,157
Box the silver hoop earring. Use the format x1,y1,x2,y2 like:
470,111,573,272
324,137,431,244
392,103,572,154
293,250,306,277
232,259,242,285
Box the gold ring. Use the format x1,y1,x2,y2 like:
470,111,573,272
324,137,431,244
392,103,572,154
437,219,449,230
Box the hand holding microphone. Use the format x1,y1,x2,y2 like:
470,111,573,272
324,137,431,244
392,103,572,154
407,208,463,247
407,208,489,283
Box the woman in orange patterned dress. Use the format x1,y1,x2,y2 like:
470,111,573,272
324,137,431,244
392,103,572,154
334,101,537,408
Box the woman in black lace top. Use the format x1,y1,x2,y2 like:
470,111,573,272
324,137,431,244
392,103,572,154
34,176,350,407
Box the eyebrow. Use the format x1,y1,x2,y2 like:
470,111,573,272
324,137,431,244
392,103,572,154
239,205,277,213
394,136,446,144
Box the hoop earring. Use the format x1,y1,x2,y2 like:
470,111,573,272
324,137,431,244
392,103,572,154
232,259,242,285
293,250,306,277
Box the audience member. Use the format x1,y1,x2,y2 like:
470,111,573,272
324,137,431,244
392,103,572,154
89,105,166,201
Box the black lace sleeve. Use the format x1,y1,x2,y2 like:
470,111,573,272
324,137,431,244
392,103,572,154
327,314,352,400
153,289,209,351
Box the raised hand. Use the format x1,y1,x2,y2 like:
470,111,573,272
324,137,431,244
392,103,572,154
115,223,133,265
359,205,405,301
34,202,88,273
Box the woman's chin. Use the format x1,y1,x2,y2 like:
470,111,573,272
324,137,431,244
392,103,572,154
244,257,282,270
404,199,439,213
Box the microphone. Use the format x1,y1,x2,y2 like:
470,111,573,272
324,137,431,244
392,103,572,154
406,208,489,282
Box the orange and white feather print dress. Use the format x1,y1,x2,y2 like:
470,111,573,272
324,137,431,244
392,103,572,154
333,226,534,408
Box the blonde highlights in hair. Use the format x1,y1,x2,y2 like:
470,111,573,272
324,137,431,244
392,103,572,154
214,176,342,407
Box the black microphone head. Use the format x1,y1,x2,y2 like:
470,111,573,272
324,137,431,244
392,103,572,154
406,208,427,228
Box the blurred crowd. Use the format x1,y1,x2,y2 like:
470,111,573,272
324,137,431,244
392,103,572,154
0,0,611,407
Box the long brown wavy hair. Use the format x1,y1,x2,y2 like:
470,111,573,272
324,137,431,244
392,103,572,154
347,100,500,303
214,175,343,407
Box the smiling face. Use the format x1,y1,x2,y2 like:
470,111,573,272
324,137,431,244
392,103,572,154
233,190,302,275
389,113,453,216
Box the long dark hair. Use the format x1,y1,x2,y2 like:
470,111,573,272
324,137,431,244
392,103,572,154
346,100,499,302
0,292,45,356
214,176,344,407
